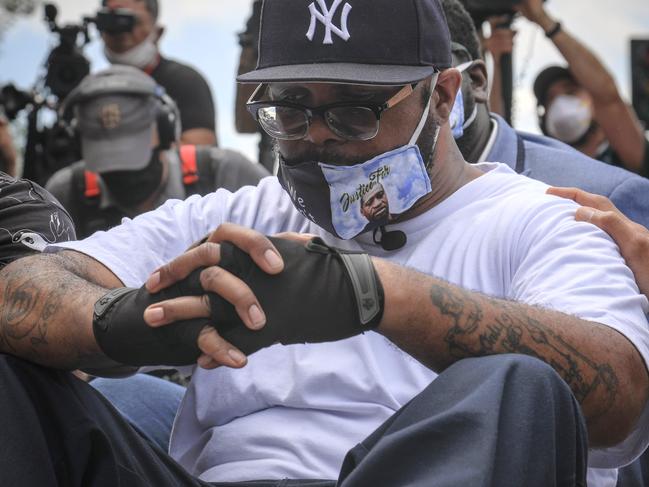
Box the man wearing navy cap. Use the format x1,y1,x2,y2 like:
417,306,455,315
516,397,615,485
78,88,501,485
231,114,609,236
0,1,647,486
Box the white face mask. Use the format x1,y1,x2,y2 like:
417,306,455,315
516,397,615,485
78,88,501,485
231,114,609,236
545,94,593,145
449,60,477,139
104,33,158,69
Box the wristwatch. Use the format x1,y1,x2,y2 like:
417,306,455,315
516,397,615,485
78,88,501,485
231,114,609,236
545,22,562,39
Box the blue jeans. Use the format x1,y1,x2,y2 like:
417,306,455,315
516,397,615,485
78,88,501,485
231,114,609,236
91,373,186,452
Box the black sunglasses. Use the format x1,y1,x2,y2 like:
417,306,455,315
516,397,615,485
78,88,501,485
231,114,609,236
245,82,422,141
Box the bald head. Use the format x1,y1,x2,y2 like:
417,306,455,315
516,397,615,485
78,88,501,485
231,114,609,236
361,183,390,223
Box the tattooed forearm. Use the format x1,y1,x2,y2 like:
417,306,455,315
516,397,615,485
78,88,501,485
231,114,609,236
0,254,114,369
431,283,618,420
371,257,647,447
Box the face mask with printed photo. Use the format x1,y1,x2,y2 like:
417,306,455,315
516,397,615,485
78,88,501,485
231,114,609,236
277,92,437,240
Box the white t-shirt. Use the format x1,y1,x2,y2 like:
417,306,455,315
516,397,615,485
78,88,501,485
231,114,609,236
53,163,649,487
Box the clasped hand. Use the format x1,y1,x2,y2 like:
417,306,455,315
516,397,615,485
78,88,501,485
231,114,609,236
92,224,384,369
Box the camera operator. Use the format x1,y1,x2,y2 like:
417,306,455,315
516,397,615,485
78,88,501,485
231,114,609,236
46,66,268,239
0,114,17,177
514,0,649,176
100,0,218,147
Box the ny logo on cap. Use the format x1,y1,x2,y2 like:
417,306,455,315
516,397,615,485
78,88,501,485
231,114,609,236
306,0,352,45
100,104,121,130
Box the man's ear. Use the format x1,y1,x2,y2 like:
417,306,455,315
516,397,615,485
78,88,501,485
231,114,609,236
467,60,489,104
433,69,462,122
154,26,165,44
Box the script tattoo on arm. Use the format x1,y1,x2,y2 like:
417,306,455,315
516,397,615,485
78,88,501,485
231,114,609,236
430,283,618,420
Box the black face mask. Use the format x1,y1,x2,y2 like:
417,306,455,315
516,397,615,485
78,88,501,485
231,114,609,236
101,148,164,209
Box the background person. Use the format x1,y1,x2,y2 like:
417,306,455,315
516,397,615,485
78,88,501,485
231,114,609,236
46,66,268,239
514,0,649,175
100,0,218,146
442,0,649,232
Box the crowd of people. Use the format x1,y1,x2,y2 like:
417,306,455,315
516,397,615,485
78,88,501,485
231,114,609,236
0,0,649,486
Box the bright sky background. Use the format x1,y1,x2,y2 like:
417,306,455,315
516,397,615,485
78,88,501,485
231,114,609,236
0,0,647,165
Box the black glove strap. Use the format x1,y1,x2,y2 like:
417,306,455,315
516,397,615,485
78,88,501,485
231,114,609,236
93,287,137,333
304,237,384,329
338,252,384,327
91,271,207,367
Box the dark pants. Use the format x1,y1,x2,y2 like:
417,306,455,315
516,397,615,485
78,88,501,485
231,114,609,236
0,353,587,487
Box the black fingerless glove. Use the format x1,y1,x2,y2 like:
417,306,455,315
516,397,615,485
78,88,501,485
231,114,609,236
92,271,208,366
210,237,384,355
93,237,384,366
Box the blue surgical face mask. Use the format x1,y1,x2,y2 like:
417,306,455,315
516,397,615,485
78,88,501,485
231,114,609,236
449,61,478,139
277,82,439,240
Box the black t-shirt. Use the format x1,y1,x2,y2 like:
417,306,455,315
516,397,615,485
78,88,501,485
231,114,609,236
0,174,76,268
151,57,216,133
598,136,649,178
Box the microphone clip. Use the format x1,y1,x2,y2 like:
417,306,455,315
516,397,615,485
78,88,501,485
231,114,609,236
373,226,407,251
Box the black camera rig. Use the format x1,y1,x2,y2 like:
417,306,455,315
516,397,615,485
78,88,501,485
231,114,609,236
459,0,546,125
0,2,139,185
460,0,523,24
44,3,137,100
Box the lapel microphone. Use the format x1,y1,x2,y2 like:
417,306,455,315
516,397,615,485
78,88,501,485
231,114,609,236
373,226,407,251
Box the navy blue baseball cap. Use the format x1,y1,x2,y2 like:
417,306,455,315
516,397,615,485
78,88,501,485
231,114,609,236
238,0,452,86
533,66,575,107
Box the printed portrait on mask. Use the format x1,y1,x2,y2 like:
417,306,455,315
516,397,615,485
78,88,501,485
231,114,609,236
320,146,431,239
360,183,390,223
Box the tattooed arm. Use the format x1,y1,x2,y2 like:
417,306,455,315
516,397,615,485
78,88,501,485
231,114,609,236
372,258,649,449
0,251,124,370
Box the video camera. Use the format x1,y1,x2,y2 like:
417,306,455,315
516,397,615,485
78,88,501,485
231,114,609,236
43,3,90,100
460,0,546,25
2,2,141,185
93,8,137,34
42,4,137,100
